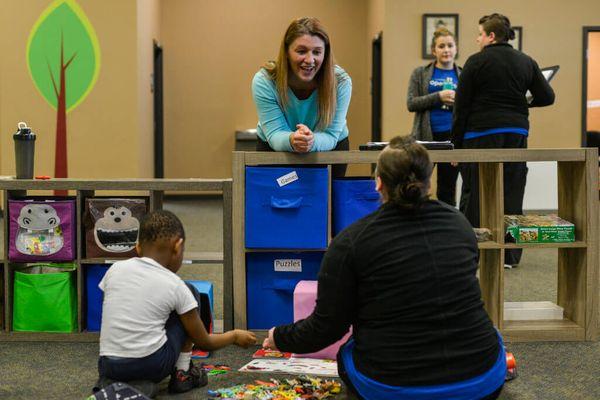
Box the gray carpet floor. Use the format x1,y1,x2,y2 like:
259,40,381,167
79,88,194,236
0,198,599,399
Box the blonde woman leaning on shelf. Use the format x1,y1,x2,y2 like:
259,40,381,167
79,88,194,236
251,17,352,177
407,27,461,206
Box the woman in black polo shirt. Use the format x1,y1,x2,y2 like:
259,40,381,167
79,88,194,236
452,13,555,268
262,136,506,400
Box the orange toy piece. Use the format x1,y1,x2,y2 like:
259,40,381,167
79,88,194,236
506,352,516,369
505,351,518,381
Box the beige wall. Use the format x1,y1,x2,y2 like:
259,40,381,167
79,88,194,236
2,2,597,180
0,0,154,179
160,0,371,178
587,32,600,132
382,0,600,148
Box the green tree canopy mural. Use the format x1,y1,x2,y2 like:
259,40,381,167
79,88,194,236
26,0,100,183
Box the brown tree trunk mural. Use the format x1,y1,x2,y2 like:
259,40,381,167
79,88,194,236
48,33,76,196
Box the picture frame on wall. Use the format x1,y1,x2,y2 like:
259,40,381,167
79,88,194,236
422,14,459,59
509,26,522,51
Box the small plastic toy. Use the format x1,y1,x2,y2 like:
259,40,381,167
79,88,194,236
505,351,517,381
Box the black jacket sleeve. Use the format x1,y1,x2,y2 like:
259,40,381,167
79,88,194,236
452,57,477,148
528,60,555,107
274,230,357,354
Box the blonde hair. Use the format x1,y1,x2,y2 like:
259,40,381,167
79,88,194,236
431,27,455,50
264,17,336,130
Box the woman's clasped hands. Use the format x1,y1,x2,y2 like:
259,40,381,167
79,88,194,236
290,123,314,153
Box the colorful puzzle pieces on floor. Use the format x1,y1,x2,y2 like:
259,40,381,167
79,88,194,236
207,375,341,399
201,363,232,376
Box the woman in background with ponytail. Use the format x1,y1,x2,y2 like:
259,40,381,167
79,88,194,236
452,13,555,268
263,136,506,400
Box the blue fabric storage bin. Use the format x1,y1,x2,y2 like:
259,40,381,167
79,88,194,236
185,280,214,333
245,166,328,248
333,178,381,235
246,252,324,329
86,264,110,332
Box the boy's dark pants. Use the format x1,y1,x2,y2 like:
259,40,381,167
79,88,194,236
98,283,203,383
459,133,527,266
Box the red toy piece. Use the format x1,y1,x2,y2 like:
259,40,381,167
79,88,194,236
505,351,517,381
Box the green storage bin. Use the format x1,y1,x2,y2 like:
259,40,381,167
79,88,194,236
13,263,78,333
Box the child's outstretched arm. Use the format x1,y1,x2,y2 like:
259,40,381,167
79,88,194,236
179,308,257,350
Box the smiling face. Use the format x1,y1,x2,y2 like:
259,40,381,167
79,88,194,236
287,34,325,85
94,206,140,253
432,35,457,68
477,25,495,50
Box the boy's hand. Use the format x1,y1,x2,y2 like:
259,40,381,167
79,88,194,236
233,329,257,348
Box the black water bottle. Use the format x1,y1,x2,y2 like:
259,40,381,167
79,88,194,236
13,122,36,179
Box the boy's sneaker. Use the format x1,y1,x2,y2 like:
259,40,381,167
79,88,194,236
168,360,208,394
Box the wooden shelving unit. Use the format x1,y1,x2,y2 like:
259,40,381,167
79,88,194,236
233,149,599,342
0,178,233,341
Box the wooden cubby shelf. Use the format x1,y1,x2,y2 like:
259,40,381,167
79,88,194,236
0,179,233,341
233,149,599,342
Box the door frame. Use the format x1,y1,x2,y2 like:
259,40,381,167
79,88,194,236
371,32,382,143
582,26,600,146
153,41,164,178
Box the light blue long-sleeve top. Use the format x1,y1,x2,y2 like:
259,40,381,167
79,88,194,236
251,65,352,152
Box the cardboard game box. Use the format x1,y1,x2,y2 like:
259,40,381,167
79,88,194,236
505,214,575,244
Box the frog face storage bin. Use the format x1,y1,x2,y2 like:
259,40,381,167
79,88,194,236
9,199,76,262
84,198,147,258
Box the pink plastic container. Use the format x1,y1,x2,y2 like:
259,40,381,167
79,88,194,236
293,280,352,360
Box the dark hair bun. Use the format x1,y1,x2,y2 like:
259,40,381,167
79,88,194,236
401,182,423,203
508,28,516,41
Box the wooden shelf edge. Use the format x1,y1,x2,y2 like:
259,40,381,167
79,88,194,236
80,252,225,265
477,241,503,249
503,241,587,249
0,331,100,342
501,319,585,342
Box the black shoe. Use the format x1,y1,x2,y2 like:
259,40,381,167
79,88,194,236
168,361,208,394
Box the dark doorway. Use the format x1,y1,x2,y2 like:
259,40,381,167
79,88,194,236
371,32,382,143
153,41,164,178
582,27,600,149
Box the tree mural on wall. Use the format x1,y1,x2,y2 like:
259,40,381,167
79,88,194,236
27,0,100,185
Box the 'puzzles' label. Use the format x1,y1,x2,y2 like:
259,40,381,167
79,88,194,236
274,259,302,272
276,171,298,187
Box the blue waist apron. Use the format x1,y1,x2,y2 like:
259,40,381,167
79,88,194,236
340,333,506,400
464,127,528,140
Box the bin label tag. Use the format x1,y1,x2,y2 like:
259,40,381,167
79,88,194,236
274,259,302,272
276,171,298,187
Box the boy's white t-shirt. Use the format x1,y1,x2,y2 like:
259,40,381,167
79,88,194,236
98,257,198,358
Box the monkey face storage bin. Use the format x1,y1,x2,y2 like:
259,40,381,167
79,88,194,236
332,178,380,236
8,199,76,262
246,252,324,329
13,263,78,333
84,198,147,258
245,167,328,249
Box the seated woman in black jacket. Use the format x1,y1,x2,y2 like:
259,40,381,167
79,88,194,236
263,136,506,400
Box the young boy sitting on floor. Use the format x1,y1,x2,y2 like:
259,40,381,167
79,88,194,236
96,210,256,394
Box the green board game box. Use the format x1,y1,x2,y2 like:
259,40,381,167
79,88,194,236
505,215,575,244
